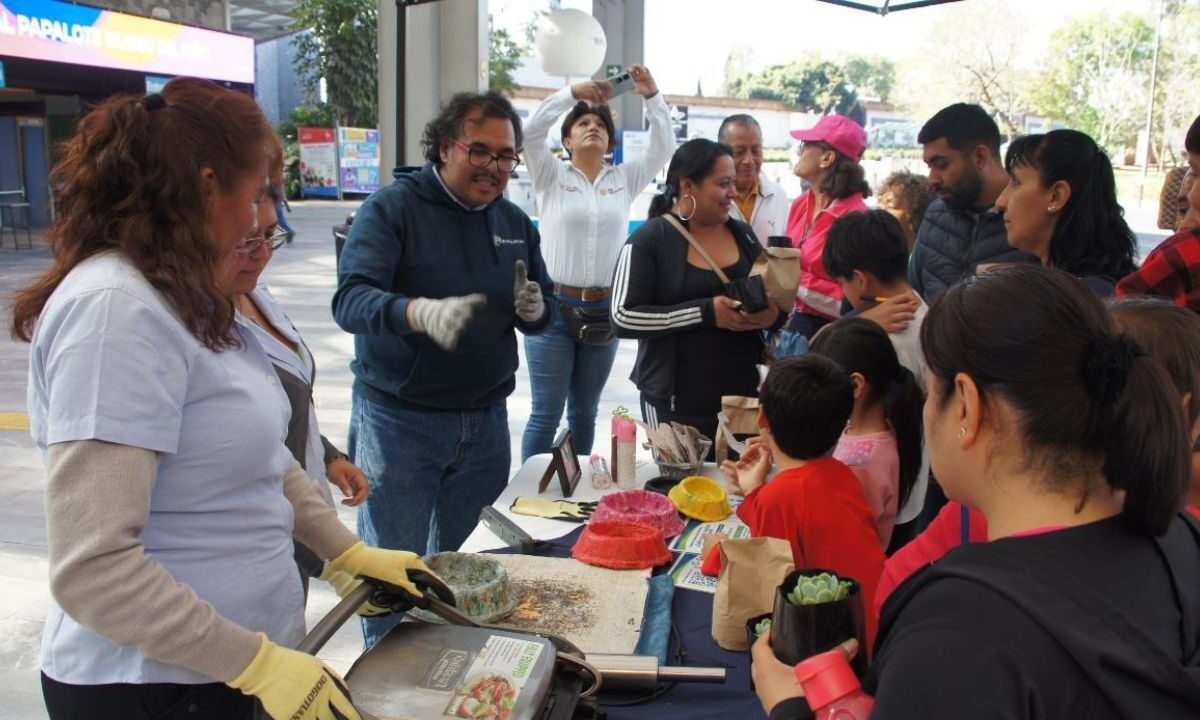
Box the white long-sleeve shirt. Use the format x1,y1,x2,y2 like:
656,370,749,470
523,86,675,288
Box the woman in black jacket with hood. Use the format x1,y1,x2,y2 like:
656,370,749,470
752,264,1200,719
611,139,782,447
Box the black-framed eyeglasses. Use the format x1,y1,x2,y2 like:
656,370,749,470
235,227,289,256
454,140,521,173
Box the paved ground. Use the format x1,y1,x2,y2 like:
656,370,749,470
0,198,1171,718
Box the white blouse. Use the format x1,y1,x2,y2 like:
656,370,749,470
523,86,675,289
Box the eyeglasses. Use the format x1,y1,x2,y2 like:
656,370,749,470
234,227,289,256
454,140,521,173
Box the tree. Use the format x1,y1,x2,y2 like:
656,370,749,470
893,0,1033,136
728,56,860,116
722,46,755,96
1156,1,1200,165
843,56,896,103
1030,13,1156,151
290,0,378,128
489,20,524,94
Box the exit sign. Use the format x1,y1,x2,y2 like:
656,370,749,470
605,64,623,78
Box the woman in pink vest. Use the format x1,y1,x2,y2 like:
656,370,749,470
785,115,871,340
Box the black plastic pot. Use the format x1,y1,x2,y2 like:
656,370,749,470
769,568,868,676
745,612,772,651
643,475,682,496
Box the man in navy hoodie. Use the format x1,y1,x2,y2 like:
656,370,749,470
332,92,555,648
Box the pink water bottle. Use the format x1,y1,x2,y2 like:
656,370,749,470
794,650,874,719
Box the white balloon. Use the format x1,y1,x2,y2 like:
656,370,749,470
534,9,608,78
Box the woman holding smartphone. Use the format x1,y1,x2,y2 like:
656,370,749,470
612,139,783,450
521,65,675,461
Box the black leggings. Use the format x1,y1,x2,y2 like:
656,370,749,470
42,673,255,720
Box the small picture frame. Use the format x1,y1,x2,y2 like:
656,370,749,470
537,429,582,497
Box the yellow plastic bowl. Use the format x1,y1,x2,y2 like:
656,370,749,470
668,475,732,522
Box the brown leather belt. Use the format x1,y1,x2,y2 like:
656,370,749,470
553,283,611,302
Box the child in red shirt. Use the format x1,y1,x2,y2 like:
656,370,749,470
701,354,885,647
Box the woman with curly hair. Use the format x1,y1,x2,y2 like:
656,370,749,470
876,171,934,252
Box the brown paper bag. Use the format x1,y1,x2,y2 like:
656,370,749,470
711,537,795,651
716,395,761,464
750,246,801,314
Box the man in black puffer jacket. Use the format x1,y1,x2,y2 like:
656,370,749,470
908,104,1034,301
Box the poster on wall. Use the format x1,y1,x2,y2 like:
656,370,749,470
298,127,338,198
337,127,380,195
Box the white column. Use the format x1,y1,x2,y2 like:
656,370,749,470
377,0,489,170
377,0,399,174
592,0,645,132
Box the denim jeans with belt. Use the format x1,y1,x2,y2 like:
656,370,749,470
348,391,510,649
521,295,620,462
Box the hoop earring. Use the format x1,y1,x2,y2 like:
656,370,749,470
676,193,697,221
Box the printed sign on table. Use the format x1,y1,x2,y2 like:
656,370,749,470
669,553,717,594
298,127,338,198
671,517,751,554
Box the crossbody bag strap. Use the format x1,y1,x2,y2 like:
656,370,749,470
663,213,731,284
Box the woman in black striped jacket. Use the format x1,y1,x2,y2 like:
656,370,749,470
611,139,783,449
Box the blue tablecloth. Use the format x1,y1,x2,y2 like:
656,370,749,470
487,528,765,720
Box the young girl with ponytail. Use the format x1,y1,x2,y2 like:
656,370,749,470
809,318,924,548
754,264,1200,720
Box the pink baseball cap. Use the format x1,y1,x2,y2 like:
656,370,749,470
790,115,867,161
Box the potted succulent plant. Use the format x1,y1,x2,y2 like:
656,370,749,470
744,613,772,651
770,569,868,676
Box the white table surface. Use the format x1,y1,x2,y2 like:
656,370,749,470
458,454,724,553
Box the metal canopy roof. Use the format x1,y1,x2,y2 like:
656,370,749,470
815,0,965,15
229,0,298,41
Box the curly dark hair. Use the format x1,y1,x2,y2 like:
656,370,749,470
560,101,616,156
877,171,934,244
422,92,524,165
10,77,276,351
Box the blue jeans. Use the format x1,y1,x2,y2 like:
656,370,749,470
348,392,510,649
521,297,619,461
274,198,294,234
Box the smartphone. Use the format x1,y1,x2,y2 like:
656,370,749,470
608,71,635,98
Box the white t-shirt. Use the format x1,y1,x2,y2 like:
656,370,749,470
31,252,303,684
891,293,930,524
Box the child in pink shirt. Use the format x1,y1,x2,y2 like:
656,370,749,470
810,318,924,549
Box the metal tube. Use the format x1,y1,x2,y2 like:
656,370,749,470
584,654,726,690
657,665,728,683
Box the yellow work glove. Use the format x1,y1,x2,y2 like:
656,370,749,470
510,496,597,522
318,566,391,618
325,541,431,600
227,634,360,720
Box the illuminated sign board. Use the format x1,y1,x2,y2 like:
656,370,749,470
0,0,254,84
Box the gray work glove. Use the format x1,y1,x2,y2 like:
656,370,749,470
514,260,545,323
406,294,486,351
